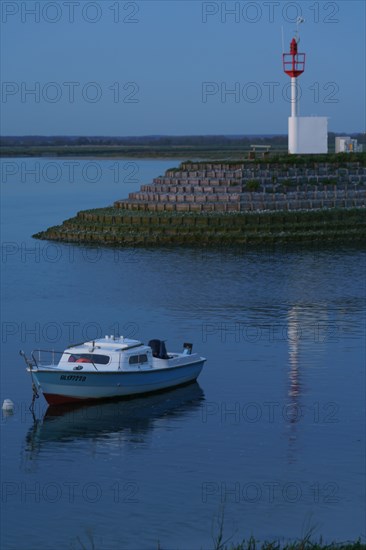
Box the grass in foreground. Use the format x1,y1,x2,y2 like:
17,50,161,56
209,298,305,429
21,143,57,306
70,518,365,550
210,511,365,550
218,539,365,550
71,532,365,550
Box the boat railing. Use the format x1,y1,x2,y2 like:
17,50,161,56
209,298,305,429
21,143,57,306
31,349,65,367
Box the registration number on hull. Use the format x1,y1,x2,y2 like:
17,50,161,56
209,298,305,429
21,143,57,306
60,375,87,382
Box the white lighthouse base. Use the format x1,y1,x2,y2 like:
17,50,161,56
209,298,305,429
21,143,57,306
288,116,328,154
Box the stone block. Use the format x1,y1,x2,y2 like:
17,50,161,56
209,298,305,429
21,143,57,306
176,203,190,212
190,203,202,212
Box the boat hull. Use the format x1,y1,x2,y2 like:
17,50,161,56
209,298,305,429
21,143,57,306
31,361,205,405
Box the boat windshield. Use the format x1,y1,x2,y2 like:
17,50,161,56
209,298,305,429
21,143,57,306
68,353,110,365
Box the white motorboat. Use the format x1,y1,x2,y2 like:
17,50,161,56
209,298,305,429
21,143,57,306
21,336,206,405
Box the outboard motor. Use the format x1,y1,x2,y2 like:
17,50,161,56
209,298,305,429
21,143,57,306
183,343,193,355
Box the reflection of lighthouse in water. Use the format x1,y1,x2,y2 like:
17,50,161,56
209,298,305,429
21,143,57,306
285,305,303,465
285,303,330,463
287,307,302,410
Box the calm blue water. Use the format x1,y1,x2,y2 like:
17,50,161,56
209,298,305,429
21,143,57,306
1,158,365,549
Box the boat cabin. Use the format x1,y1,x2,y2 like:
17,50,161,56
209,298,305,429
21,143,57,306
59,336,154,372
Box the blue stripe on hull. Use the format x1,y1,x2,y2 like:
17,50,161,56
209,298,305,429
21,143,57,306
33,362,205,401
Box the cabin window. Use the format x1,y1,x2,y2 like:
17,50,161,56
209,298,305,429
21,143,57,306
68,354,110,365
129,354,148,365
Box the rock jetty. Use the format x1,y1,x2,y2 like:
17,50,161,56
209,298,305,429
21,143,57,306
34,159,366,246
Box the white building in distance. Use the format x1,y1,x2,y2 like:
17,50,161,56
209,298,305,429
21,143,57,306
335,136,363,153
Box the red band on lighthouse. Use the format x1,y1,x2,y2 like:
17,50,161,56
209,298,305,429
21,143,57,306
283,38,305,78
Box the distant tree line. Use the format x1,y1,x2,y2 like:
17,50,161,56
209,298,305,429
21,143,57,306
1,133,364,148
0,135,284,147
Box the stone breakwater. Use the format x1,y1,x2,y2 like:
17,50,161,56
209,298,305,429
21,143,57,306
34,160,366,247
114,161,366,212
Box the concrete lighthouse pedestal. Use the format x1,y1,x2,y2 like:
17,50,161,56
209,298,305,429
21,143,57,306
288,116,328,154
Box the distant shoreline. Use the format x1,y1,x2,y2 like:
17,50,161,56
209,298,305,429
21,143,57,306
1,132,365,159
1,147,366,163
0,145,283,160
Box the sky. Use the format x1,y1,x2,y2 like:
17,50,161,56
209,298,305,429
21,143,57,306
0,0,365,135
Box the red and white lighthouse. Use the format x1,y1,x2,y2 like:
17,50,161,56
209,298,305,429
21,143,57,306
283,37,305,118
282,31,327,154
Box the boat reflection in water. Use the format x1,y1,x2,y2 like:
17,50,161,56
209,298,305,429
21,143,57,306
24,382,204,458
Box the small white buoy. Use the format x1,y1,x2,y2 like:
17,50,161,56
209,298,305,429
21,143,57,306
2,399,14,412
